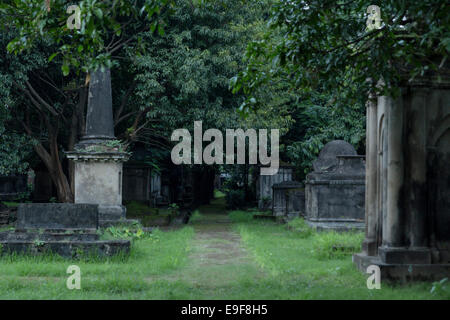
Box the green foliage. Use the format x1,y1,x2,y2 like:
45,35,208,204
225,189,246,210
234,0,449,104
102,225,152,242
0,130,33,176
188,210,202,224
103,139,127,152
0,77,34,175
32,239,45,248
1,0,174,74
311,231,364,260
287,217,313,239
285,92,366,178
430,278,449,298
128,0,291,138
168,203,179,216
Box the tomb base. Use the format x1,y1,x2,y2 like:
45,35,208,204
66,151,135,227
306,219,365,232
353,253,450,282
0,204,130,258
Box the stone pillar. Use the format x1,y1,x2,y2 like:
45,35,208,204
80,69,115,143
362,93,378,256
383,95,404,248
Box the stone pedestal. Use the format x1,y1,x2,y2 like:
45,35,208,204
66,152,130,225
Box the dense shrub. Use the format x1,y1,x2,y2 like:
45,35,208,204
225,189,246,210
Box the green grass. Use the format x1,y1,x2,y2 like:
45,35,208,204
232,214,449,299
0,227,194,299
228,210,255,223
311,230,364,260
0,203,448,300
214,190,225,198
2,202,19,208
188,210,203,224
286,217,314,238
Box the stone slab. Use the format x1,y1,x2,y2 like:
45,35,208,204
0,231,99,242
16,203,98,230
0,239,130,258
307,220,365,232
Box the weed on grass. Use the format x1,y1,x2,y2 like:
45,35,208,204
311,231,364,260
286,217,314,238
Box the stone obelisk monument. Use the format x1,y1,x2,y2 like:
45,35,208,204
67,69,130,226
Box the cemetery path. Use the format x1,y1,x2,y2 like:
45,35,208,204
155,196,266,290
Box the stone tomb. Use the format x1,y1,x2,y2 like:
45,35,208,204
0,203,130,257
353,72,450,281
272,181,305,220
256,163,294,210
305,140,365,231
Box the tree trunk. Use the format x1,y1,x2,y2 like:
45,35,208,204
49,132,74,203
25,123,74,203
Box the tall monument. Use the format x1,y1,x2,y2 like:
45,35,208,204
66,69,130,226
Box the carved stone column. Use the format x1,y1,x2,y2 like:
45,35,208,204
362,92,378,256
383,94,404,248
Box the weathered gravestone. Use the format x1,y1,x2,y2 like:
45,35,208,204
256,163,294,210
0,203,130,257
0,175,27,201
272,181,305,220
305,140,365,231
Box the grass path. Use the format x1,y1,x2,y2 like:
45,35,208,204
161,196,266,291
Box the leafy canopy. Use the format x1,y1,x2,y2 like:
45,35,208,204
233,0,449,111
1,0,174,75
